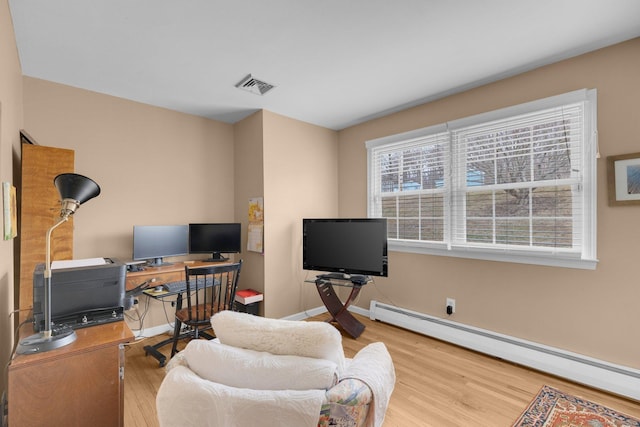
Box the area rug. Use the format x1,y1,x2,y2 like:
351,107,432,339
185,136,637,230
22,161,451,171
512,385,640,427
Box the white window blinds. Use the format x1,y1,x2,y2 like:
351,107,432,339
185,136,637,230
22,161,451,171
368,125,449,243
367,89,598,269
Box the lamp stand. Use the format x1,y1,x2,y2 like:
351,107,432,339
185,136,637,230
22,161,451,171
16,216,77,354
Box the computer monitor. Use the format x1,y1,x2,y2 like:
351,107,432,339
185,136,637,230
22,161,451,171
132,225,189,266
189,223,241,262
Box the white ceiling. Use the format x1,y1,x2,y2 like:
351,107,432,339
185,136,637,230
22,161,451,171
9,0,640,130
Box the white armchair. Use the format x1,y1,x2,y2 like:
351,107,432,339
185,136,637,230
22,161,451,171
156,311,395,427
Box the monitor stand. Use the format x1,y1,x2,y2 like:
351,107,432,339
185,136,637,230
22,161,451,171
148,257,173,267
204,253,228,263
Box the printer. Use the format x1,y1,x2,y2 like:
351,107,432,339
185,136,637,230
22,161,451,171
32,258,126,332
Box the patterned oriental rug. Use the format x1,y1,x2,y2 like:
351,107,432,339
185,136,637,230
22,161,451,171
512,385,640,427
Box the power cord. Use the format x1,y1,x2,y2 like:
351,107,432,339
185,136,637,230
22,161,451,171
1,390,7,427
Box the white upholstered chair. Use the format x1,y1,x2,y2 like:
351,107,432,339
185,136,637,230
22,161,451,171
156,311,395,427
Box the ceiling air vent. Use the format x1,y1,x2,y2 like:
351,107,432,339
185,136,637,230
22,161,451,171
235,74,275,95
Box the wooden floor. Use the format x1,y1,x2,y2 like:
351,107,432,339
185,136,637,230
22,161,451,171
124,313,640,426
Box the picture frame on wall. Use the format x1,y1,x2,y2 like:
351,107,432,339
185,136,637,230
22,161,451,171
607,152,640,206
3,181,18,240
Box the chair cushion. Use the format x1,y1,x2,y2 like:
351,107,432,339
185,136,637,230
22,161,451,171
157,364,326,427
175,303,214,323
211,311,346,373
182,339,338,390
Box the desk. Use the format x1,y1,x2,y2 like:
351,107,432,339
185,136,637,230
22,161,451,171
141,288,186,367
126,260,227,367
126,261,204,291
8,322,134,427
313,278,368,338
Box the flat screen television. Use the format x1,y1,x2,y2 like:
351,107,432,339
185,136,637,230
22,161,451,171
189,223,242,262
303,218,388,279
132,225,189,266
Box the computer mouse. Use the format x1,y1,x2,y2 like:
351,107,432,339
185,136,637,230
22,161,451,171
155,286,164,292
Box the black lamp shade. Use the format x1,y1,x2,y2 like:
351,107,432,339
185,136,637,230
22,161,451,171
54,173,101,205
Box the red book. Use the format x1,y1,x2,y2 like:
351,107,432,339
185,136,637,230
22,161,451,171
235,289,263,305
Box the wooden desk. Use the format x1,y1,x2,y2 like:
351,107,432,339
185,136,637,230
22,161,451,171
125,260,225,291
8,321,134,427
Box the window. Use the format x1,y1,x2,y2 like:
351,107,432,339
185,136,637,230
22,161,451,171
367,89,598,269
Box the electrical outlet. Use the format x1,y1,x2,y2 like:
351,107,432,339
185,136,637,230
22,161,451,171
446,297,456,315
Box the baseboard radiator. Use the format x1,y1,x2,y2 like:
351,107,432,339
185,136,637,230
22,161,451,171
367,300,640,401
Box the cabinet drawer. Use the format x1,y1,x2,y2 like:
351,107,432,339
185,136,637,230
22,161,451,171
126,271,183,290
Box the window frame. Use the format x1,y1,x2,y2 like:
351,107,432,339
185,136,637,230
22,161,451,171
367,89,598,269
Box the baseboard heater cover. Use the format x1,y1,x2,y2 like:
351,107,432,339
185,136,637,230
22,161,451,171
368,300,640,401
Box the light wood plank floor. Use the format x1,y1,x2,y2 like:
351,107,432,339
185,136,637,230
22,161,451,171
124,314,640,426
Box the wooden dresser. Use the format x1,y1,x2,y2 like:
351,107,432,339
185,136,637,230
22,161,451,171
8,322,134,427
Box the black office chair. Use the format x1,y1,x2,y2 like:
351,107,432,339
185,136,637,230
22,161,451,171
170,260,243,357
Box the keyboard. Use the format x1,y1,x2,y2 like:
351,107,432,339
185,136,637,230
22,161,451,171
162,281,187,293
162,278,217,293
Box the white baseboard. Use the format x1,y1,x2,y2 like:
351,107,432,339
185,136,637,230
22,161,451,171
127,322,174,340
368,300,640,401
127,306,329,337
283,306,328,321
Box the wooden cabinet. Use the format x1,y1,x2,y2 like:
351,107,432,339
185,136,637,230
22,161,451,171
8,322,134,427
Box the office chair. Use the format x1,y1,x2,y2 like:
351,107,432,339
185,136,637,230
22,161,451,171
170,260,243,357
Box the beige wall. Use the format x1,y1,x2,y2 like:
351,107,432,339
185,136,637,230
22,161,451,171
338,38,640,369
0,0,23,395
22,77,235,331
233,111,266,306
23,77,235,257
233,110,338,319
262,110,339,318
19,79,339,327
7,12,639,375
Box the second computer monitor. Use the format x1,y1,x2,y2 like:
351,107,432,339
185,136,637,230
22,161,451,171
189,223,241,262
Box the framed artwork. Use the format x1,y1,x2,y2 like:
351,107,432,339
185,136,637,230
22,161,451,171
3,182,17,240
607,152,640,206
247,197,264,253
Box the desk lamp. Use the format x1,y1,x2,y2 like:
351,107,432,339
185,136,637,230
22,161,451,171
16,173,101,354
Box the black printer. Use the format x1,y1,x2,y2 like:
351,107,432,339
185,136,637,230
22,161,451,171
32,258,126,332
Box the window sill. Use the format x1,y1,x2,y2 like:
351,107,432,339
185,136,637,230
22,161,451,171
389,240,598,270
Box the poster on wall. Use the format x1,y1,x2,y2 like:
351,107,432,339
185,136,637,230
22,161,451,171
247,197,264,253
3,182,17,240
